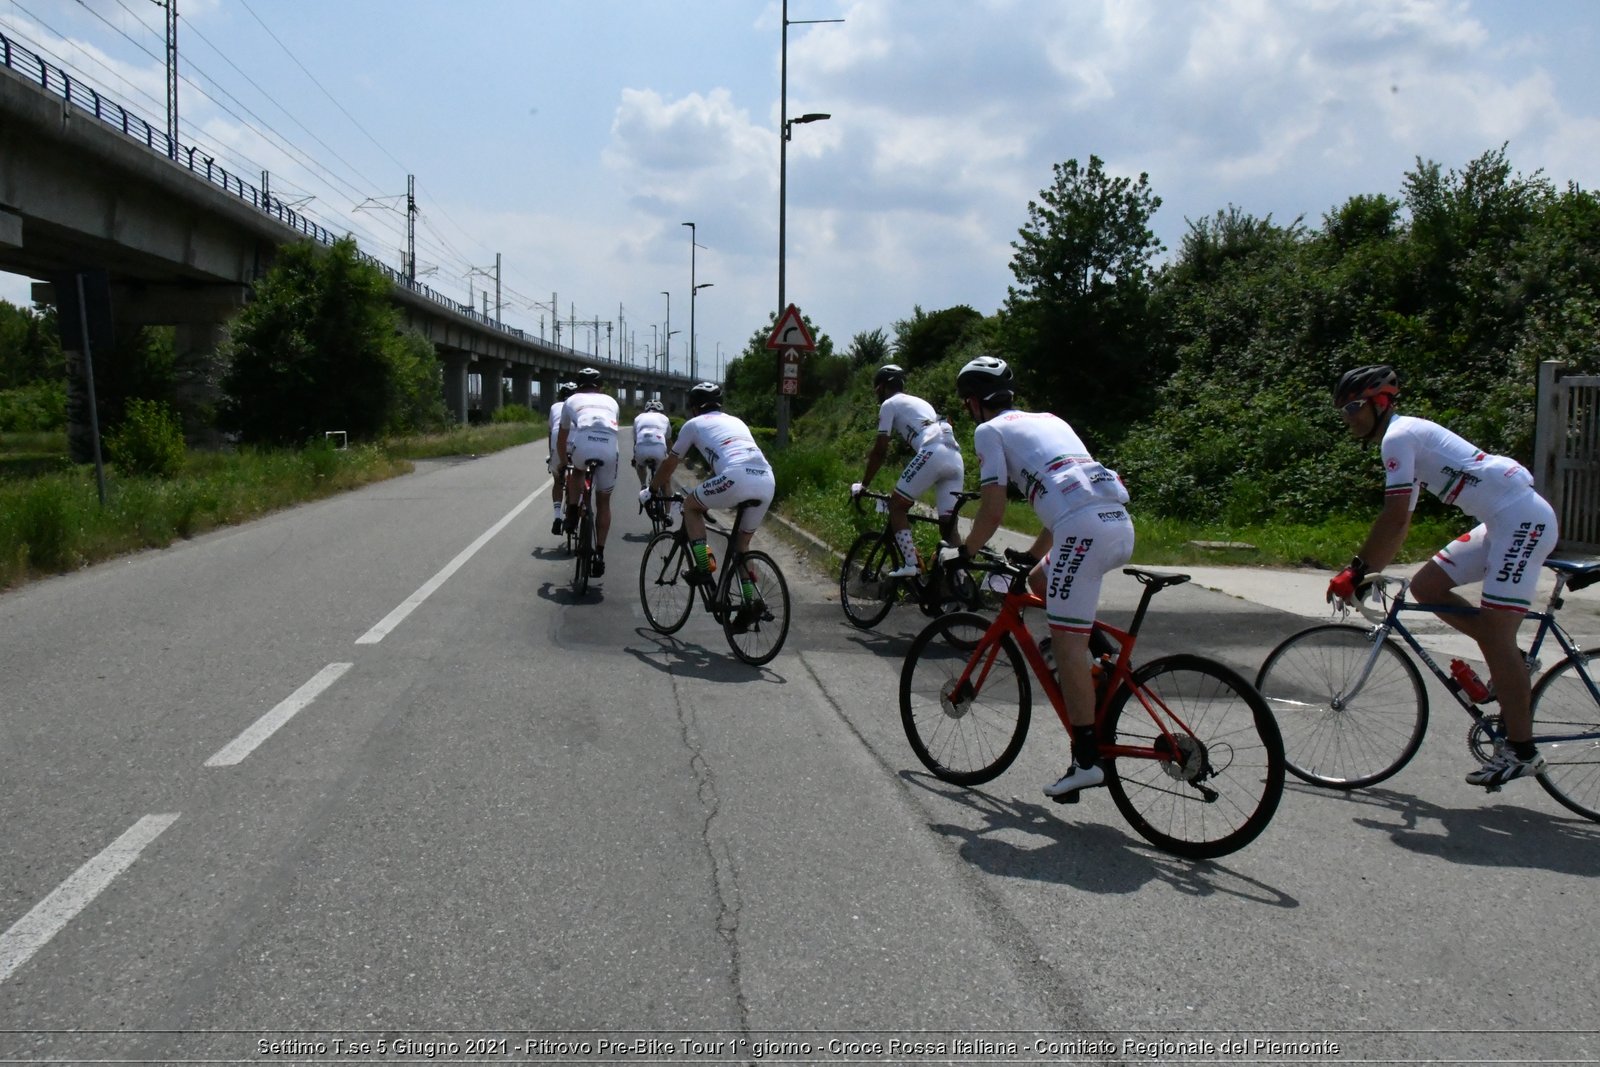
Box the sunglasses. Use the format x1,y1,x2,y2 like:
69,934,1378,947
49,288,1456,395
1339,399,1367,416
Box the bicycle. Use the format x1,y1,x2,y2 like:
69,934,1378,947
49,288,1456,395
639,494,792,666
899,555,1286,858
636,458,672,535
1254,559,1600,820
839,489,985,628
567,458,602,596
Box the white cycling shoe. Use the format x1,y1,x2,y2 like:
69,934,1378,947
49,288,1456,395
885,562,921,579
1043,761,1105,797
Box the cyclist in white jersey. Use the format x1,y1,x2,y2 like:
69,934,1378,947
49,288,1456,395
642,382,775,612
547,381,577,536
631,400,672,489
953,356,1134,802
556,367,621,578
1327,365,1558,788
850,364,966,577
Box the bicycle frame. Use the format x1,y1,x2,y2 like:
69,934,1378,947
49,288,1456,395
952,566,1199,771
844,489,981,617
658,499,757,619
1338,572,1600,740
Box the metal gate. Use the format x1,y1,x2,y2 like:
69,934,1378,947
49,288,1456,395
1534,361,1600,554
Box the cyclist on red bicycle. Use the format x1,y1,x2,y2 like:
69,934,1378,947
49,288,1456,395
851,364,965,577
631,400,671,489
641,382,774,612
952,356,1135,801
556,368,620,578
1327,365,1558,788
547,380,577,536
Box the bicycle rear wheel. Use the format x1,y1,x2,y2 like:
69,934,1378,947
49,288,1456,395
840,531,898,629
721,551,790,666
1255,624,1427,788
899,612,1030,785
572,508,593,596
1530,648,1600,822
640,531,695,634
1106,654,1285,859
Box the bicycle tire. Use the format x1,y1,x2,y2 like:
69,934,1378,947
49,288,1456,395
899,612,1031,785
1529,647,1600,822
1255,623,1428,789
573,508,592,596
640,531,696,634
840,531,898,629
721,550,791,666
1105,654,1285,859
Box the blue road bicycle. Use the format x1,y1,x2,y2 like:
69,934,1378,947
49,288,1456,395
1254,558,1600,820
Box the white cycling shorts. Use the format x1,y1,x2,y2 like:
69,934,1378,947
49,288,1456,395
632,443,668,469
567,431,619,494
893,445,965,518
1041,505,1136,634
1431,493,1558,614
689,465,775,534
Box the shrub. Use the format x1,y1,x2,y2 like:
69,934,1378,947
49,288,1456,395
106,399,187,479
492,403,537,423
0,381,68,432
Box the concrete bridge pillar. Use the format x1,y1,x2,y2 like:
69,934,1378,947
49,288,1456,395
476,359,505,419
509,366,532,410
173,321,227,448
539,369,557,413
442,353,470,424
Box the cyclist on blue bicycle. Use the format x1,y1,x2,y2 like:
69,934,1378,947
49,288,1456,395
556,367,620,578
952,356,1134,801
641,382,774,624
1328,365,1558,788
851,364,966,578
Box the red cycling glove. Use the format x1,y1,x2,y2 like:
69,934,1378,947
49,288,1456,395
1326,556,1368,604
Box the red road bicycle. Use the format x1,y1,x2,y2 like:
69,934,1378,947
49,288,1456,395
899,554,1286,858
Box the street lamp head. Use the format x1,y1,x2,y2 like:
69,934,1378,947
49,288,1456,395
796,112,831,123
694,283,714,293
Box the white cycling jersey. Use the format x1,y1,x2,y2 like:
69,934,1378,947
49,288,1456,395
878,392,958,452
632,411,671,450
559,391,620,437
671,410,770,475
974,409,1128,527
1380,415,1536,520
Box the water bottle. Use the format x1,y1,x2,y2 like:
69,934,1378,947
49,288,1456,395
1449,659,1491,703
1037,636,1055,673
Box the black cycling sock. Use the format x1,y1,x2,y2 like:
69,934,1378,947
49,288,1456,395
1511,740,1538,760
1070,724,1099,769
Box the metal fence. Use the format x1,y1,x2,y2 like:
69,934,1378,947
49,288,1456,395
1534,361,1600,554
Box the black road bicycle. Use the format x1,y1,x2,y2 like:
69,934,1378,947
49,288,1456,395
639,494,791,666
840,489,985,629
567,458,602,596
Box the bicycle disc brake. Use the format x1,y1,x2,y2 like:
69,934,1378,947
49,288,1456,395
938,679,974,720
1468,714,1504,764
1154,733,1224,801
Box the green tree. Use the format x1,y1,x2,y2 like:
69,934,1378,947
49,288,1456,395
846,327,890,368
891,305,983,369
220,238,443,444
1000,156,1166,442
0,299,64,388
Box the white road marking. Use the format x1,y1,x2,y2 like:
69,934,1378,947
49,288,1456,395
0,813,180,984
355,487,543,644
204,662,353,767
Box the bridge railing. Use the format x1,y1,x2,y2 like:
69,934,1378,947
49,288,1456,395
1,30,660,370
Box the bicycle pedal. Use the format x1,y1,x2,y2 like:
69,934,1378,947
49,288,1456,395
1484,783,1503,794
1048,790,1081,805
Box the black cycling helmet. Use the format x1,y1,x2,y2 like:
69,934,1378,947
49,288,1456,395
687,381,722,413
1332,364,1399,409
643,400,664,413
576,367,602,388
955,355,1014,404
556,381,578,401
873,364,906,393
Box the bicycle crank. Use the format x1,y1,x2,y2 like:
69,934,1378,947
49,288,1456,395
1467,714,1504,764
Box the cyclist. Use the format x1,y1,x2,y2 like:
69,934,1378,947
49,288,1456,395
556,367,621,578
851,364,965,578
641,382,774,628
1327,365,1558,788
547,380,577,536
952,355,1134,801
631,400,672,490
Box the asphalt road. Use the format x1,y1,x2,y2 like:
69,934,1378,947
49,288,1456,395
1,443,1595,1064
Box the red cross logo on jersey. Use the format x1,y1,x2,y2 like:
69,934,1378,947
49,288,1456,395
1385,458,1399,471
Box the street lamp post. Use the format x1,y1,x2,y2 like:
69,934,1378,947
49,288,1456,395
692,282,713,381
660,290,671,376
777,0,841,447
682,222,700,380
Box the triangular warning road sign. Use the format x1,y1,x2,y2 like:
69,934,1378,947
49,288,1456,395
765,304,816,351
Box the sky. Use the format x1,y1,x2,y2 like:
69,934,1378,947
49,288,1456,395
3,0,1600,381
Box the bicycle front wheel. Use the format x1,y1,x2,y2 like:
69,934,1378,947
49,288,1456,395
639,532,695,634
899,612,1030,785
1255,624,1427,789
721,551,790,666
840,532,898,629
1106,654,1285,859
1530,648,1600,822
